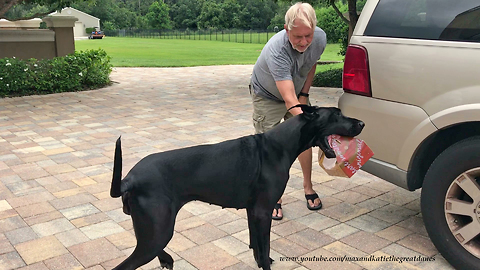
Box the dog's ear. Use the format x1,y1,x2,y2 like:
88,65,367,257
289,104,319,120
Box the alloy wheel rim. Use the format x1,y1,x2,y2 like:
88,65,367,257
444,167,480,259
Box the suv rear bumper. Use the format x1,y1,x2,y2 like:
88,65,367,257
362,158,409,190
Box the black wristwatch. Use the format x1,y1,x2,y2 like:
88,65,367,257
298,92,309,98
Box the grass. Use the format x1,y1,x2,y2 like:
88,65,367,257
317,43,344,73
316,62,343,73
76,37,264,67
75,37,344,70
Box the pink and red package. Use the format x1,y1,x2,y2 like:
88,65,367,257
318,135,374,178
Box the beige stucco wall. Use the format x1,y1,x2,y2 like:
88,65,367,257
0,16,77,60
0,30,56,59
0,18,42,30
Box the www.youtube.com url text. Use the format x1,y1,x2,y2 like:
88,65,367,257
279,255,435,264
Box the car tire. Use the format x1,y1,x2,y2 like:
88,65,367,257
421,136,480,270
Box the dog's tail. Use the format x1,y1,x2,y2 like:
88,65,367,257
110,136,123,198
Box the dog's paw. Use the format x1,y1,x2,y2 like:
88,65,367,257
160,261,173,270
255,258,274,268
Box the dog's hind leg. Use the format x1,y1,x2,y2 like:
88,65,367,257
113,199,176,270
157,250,174,269
113,244,158,270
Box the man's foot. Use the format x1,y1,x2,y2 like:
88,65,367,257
272,203,283,220
305,193,322,210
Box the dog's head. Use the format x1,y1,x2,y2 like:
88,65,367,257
292,104,365,158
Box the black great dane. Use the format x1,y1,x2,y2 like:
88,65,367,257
110,105,365,270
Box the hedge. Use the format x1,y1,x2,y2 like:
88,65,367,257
312,68,343,88
0,49,112,97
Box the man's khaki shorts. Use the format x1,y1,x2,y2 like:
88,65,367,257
250,90,309,134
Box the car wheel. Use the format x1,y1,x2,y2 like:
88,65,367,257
422,136,480,270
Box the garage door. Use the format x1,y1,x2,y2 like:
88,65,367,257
74,21,85,37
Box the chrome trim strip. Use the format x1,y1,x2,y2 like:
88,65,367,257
361,158,410,190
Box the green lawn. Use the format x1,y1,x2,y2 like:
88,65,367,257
76,37,343,71
316,62,343,73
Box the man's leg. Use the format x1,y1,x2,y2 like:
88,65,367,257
298,148,321,209
283,98,321,210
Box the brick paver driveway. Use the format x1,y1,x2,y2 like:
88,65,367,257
0,66,453,269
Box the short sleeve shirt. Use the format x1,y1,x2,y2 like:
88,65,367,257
250,27,327,101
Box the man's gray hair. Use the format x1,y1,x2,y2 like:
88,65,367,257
285,2,317,30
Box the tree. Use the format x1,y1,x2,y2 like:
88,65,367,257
322,0,366,42
113,7,136,29
268,1,289,30
274,0,364,42
219,0,240,29
197,0,222,29
195,0,276,30
146,1,172,29
236,0,276,30
1,0,88,20
72,0,117,29
3,3,46,20
169,0,203,29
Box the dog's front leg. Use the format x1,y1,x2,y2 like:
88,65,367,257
247,208,259,262
249,208,273,270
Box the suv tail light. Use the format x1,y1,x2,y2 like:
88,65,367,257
343,45,371,97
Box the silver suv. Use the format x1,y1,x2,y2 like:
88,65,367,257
338,0,480,269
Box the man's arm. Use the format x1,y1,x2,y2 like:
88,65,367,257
276,80,302,115
301,63,317,97
275,63,317,116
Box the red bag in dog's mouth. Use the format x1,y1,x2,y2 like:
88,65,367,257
318,135,374,178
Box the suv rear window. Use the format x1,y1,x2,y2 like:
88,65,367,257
364,0,480,42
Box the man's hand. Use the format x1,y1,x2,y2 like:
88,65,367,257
289,106,303,116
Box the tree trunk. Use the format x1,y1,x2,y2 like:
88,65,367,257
330,0,360,43
347,0,358,43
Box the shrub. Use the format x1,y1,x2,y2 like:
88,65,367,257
86,27,96,34
312,68,343,88
78,49,112,88
0,49,112,97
